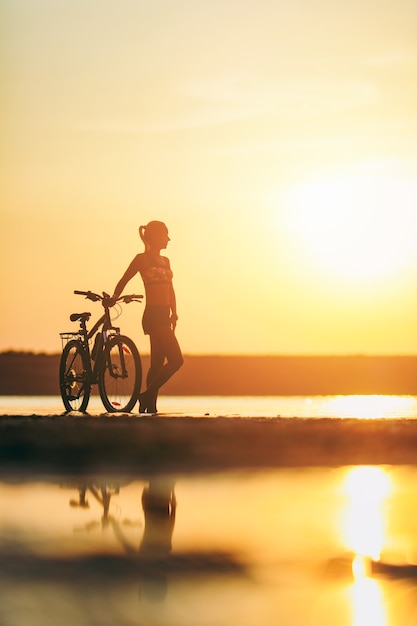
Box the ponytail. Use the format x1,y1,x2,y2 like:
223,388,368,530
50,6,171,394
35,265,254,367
139,225,148,250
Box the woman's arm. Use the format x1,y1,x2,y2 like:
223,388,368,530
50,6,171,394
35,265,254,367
164,257,178,329
112,255,141,298
169,282,178,330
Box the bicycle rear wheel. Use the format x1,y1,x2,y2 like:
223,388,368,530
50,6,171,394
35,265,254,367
98,335,141,412
59,340,91,412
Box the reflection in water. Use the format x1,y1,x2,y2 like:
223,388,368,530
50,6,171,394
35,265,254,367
343,466,391,560
69,483,120,529
140,478,176,602
110,477,177,602
4,468,417,625
343,466,391,626
140,477,176,557
323,395,417,419
68,479,177,601
350,577,386,626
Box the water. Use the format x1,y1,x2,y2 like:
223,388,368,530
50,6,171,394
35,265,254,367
2,395,417,624
2,394,417,418
2,467,417,625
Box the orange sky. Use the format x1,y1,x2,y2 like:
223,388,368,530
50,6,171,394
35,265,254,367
2,0,417,355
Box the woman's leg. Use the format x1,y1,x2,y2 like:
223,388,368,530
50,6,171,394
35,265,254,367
142,333,166,413
140,327,183,412
148,327,183,390
146,336,166,388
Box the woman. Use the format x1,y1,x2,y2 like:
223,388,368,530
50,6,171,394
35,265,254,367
112,221,183,413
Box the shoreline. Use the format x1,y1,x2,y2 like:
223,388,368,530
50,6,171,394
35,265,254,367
3,353,417,395
2,414,417,477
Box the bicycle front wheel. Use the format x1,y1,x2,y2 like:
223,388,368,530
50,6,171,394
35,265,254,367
59,340,91,412
98,335,141,412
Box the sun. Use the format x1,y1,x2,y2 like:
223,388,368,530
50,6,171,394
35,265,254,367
283,169,417,283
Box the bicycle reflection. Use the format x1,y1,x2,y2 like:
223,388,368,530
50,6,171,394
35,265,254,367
69,478,177,602
70,483,121,529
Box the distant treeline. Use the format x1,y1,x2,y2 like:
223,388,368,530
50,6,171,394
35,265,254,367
1,351,417,396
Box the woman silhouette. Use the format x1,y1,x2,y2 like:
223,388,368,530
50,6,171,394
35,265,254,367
112,221,183,413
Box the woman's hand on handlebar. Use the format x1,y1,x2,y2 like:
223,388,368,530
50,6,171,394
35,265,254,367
105,293,143,307
105,293,118,307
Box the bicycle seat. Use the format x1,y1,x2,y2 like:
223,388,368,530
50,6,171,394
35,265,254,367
70,312,91,323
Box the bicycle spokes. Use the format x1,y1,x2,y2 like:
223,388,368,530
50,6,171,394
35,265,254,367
98,336,141,412
59,340,91,412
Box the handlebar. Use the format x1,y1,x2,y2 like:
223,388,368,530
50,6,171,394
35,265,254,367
74,290,143,305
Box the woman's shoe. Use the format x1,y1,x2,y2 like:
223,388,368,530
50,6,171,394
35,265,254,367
139,391,158,414
138,392,149,413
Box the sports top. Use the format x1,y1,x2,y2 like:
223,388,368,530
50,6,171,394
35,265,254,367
141,258,173,284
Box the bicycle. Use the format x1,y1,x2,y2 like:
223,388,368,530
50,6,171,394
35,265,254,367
59,290,143,413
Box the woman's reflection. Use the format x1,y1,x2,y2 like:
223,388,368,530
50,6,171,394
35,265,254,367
138,477,176,601
108,477,177,602
140,477,176,557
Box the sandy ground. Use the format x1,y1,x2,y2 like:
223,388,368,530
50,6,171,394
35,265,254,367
2,414,417,478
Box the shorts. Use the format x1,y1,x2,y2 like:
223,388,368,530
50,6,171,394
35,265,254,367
142,305,171,335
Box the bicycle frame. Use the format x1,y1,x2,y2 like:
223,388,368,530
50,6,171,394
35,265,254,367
75,308,120,385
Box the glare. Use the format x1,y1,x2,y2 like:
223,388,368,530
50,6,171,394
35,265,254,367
352,555,370,579
343,466,391,560
350,577,386,626
323,395,417,419
283,171,417,282
343,467,389,625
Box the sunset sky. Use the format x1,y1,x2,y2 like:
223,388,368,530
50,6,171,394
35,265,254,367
2,0,417,355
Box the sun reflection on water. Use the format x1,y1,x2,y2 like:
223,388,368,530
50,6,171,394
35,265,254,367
344,466,391,559
324,394,417,419
350,577,386,626
343,466,391,626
